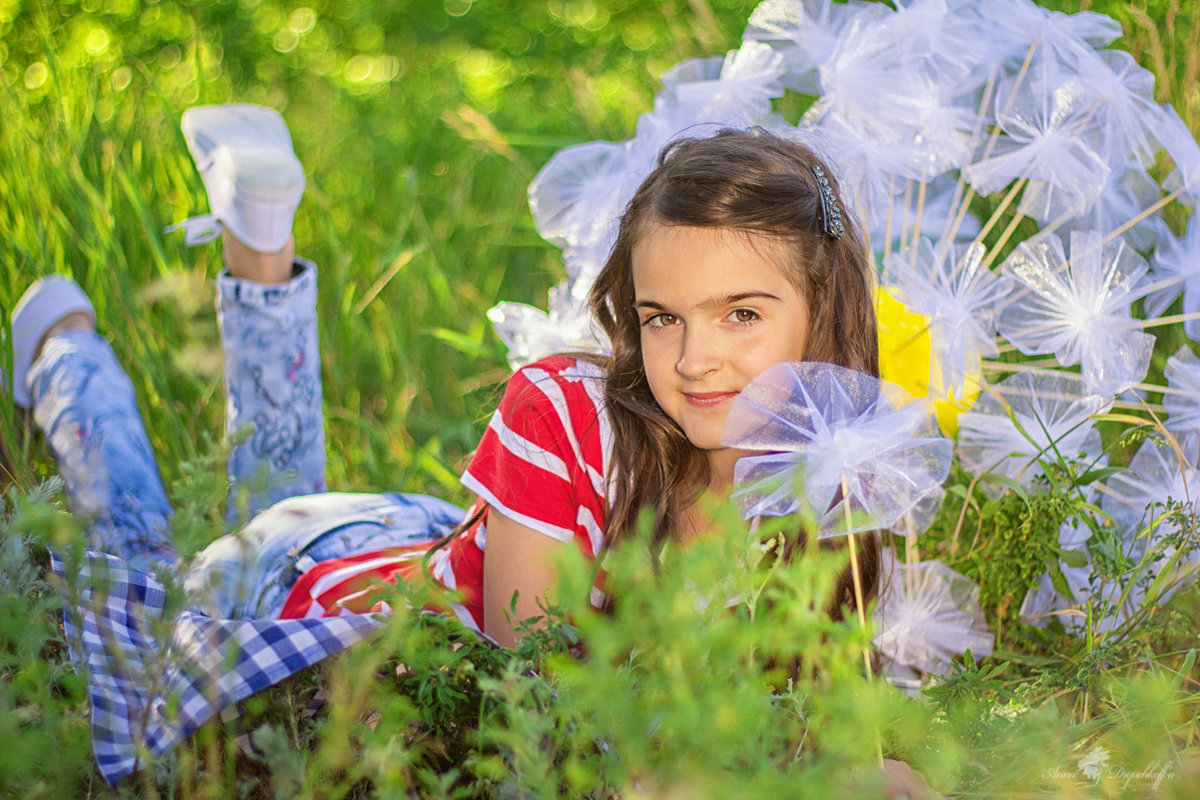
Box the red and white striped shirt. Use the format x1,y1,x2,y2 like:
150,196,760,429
278,356,612,633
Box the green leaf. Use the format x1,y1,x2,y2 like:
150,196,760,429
1075,466,1127,486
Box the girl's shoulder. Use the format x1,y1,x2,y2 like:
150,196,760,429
491,355,612,470
513,354,608,383
499,355,609,416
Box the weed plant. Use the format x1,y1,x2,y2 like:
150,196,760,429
2,0,1199,798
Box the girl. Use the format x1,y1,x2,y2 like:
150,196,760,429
12,107,880,688
272,128,884,645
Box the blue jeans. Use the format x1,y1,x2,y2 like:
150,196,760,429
29,261,463,615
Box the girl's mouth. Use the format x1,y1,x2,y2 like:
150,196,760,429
683,391,738,408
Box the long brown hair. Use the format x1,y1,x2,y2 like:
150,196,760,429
588,128,882,617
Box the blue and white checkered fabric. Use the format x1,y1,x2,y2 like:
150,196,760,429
51,549,384,785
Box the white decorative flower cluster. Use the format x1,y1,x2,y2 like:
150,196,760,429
497,0,1200,678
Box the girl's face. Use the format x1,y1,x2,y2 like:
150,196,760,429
632,224,811,480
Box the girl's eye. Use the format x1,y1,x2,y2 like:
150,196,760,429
645,313,679,328
729,309,760,324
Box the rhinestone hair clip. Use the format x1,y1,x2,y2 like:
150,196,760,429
811,164,844,240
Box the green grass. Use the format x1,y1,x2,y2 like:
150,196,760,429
2,1,1200,798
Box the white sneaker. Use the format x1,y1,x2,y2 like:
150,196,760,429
8,275,96,408
168,104,305,253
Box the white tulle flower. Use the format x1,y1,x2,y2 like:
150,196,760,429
996,230,1154,397
975,0,1121,71
1145,218,1200,341
1098,436,1200,607
883,238,1006,396
1158,103,1200,201
743,0,875,94
722,362,952,537
527,140,637,251
956,372,1106,495
874,548,994,676
654,41,786,131
1064,163,1165,252
965,70,1110,224
1164,347,1200,445
800,113,918,228
1075,49,1164,167
487,282,609,369
1102,436,1200,543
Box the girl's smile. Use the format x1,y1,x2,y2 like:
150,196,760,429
683,391,739,407
632,224,812,486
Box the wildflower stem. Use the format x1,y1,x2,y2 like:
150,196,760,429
983,207,1028,269
842,476,873,683
981,360,1190,396
974,177,1027,247
1139,311,1200,328
942,64,998,244
909,178,928,268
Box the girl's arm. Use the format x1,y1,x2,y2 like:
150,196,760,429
483,508,568,648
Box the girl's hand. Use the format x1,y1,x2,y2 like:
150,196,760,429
482,508,567,649
876,759,941,799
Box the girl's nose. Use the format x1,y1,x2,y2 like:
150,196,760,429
675,327,721,380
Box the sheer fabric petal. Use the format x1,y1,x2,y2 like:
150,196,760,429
996,231,1153,397
874,548,994,676
956,372,1106,496
723,362,952,537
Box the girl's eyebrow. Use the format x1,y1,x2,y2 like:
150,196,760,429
634,291,783,311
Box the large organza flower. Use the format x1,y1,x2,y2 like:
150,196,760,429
874,0,1002,99
1075,49,1165,167
964,69,1109,224
883,238,1006,397
722,362,952,537
1164,347,1200,445
799,113,919,229
802,5,978,179
1102,436,1200,545
1066,163,1165,252
488,282,609,369
743,0,875,94
956,372,1106,495
975,0,1121,73
527,140,636,251
652,42,786,132
1145,218,1200,341
1158,103,1200,201
873,547,994,676
996,230,1154,397
1098,436,1200,609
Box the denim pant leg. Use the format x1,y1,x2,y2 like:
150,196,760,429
218,258,325,523
183,491,465,618
29,330,177,573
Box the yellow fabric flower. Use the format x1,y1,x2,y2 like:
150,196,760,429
876,287,979,436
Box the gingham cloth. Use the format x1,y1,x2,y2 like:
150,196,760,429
51,549,384,785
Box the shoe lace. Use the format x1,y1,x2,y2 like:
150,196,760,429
164,214,222,246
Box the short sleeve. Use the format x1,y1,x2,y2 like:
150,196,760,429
461,356,608,557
